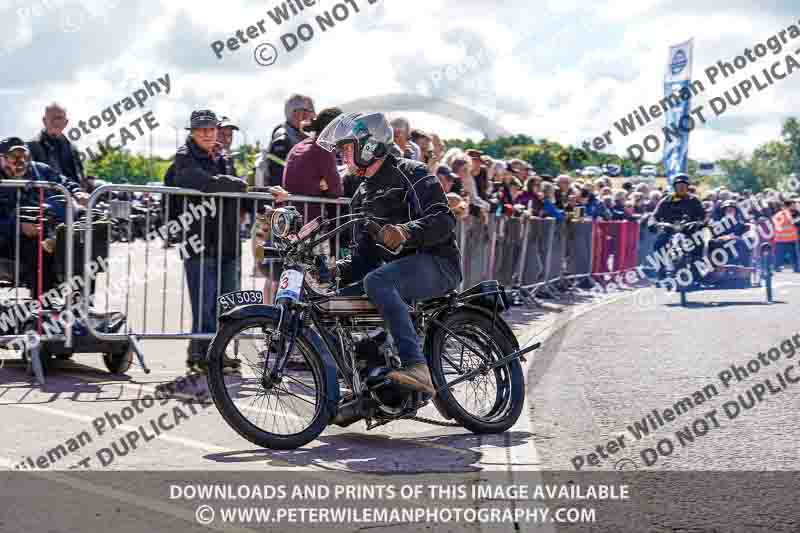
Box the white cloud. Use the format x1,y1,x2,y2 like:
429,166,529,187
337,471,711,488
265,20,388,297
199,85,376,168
1,0,797,167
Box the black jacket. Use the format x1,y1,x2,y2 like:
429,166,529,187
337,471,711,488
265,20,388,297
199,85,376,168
27,131,84,186
0,162,81,250
338,155,461,284
170,137,246,259
649,193,705,228
265,122,306,187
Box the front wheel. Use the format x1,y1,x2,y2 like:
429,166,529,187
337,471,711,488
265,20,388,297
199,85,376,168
207,316,331,450
428,310,524,434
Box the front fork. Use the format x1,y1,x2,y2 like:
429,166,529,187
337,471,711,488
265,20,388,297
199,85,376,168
264,266,306,383
265,304,302,382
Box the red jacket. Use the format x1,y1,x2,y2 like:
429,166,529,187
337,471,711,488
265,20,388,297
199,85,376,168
282,137,343,220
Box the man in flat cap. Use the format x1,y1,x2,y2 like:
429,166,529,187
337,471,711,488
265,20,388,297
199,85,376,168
164,110,248,375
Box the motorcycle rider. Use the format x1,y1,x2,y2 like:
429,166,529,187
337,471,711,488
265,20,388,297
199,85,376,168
708,200,751,267
648,173,705,280
317,112,462,395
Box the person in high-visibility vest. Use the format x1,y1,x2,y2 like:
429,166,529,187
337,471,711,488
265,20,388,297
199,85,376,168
772,199,799,272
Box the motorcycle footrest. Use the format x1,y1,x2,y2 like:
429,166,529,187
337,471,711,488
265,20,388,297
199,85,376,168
366,378,392,391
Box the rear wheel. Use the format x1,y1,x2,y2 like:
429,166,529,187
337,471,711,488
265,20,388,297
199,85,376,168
762,244,773,303
26,346,53,375
207,316,330,450
428,310,524,434
103,346,133,374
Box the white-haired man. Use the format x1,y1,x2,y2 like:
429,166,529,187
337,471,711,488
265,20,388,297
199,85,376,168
389,116,421,161
256,94,316,187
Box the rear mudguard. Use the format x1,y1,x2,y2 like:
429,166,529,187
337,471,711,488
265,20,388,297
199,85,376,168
424,303,519,357
219,304,340,421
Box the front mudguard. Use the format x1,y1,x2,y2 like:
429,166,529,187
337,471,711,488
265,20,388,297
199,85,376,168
219,304,340,421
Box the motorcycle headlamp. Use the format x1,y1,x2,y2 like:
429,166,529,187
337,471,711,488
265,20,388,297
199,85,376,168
270,206,303,240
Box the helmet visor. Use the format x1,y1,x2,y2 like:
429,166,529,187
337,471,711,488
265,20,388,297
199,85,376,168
315,112,393,153
316,113,364,153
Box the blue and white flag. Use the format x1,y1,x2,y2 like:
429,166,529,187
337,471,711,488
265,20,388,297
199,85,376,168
663,39,694,186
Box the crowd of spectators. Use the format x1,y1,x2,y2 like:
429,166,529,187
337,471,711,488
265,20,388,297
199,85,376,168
4,94,800,376
254,93,800,276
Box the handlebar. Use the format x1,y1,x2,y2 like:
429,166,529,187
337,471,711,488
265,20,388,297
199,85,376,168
274,215,405,259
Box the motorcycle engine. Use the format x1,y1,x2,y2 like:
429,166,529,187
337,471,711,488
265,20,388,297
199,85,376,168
352,329,407,409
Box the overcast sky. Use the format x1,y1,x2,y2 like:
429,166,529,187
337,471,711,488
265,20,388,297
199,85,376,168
1,0,798,164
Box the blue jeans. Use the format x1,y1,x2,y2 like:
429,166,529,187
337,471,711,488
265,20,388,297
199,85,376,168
774,242,799,272
362,253,461,365
184,257,240,354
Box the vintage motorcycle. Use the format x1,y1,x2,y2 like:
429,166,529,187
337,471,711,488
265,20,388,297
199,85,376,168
657,216,773,306
206,206,538,450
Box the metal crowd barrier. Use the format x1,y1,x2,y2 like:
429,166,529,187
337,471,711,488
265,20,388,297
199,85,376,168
455,213,600,304
0,180,75,385
80,185,351,364
6,183,654,384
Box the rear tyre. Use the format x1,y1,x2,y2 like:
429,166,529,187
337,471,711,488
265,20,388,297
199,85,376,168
35,347,53,375
428,310,524,434
761,243,773,303
207,316,330,450
103,346,133,374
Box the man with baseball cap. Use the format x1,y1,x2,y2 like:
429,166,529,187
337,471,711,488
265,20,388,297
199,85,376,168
0,136,87,297
216,116,240,176
435,164,462,195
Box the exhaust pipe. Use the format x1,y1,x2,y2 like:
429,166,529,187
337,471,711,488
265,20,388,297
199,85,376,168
331,398,365,427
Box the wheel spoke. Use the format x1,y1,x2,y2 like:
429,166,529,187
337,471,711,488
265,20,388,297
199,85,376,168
212,324,322,439
273,385,316,406
436,321,513,423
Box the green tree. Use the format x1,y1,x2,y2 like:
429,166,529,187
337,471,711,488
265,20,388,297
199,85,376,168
84,148,158,184
233,142,260,180
781,117,800,174
715,152,762,192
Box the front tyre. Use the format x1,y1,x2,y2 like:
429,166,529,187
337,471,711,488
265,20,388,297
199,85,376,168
428,310,524,434
207,316,330,450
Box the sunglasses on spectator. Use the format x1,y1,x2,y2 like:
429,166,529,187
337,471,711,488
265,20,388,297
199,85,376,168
4,152,27,162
